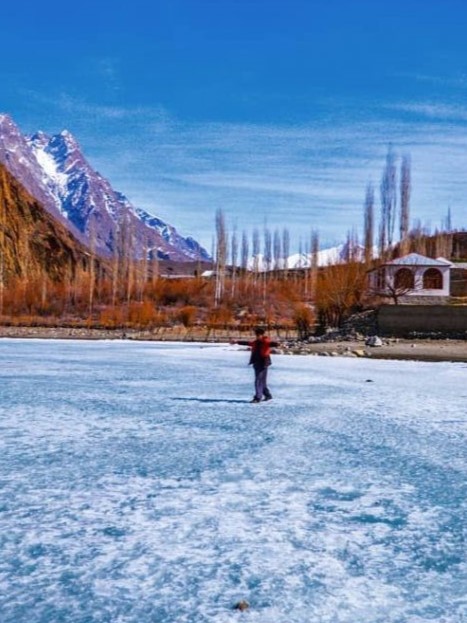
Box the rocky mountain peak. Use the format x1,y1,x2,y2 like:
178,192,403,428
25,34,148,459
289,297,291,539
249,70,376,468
59,129,80,150
0,114,24,148
46,130,82,165
0,113,209,262
29,131,52,150
0,113,17,132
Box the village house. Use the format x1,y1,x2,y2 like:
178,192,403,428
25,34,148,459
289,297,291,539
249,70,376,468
368,253,453,302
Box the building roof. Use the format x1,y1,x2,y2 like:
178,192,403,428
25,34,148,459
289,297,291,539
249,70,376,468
383,253,453,267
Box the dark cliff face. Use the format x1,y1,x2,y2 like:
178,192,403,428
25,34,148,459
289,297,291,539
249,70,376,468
0,164,100,284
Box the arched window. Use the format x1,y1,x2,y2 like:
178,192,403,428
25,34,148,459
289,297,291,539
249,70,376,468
394,268,414,290
423,268,443,289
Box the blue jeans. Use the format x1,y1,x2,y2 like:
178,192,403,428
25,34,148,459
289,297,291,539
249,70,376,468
254,366,272,401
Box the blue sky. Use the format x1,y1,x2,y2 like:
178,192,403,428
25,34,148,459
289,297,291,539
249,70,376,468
1,0,467,250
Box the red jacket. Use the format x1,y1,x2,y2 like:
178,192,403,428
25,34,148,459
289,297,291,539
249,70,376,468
249,336,272,368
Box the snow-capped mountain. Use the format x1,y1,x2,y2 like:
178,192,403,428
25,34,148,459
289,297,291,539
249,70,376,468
0,113,209,261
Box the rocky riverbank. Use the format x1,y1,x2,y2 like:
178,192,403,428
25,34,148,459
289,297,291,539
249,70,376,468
273,337,467,362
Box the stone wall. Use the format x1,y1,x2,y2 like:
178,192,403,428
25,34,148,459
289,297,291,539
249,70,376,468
378,305,467,337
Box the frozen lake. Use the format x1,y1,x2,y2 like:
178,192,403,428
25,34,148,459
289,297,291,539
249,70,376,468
0,339,466,623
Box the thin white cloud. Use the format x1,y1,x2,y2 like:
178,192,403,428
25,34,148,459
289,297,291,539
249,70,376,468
388,101,467,122
22,89,171,124
395,71,467,89
57,94,170,122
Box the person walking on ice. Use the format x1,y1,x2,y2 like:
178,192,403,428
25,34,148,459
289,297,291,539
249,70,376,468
246,327,278,403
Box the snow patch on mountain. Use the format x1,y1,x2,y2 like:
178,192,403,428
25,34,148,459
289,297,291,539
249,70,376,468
30,138,69,196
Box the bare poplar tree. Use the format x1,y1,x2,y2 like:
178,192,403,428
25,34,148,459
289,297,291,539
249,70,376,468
261,225,272,308
443,206,452,232
210,235,216,271
310,229,319,298
296,237,303,286
263,226,272,274
230,224,238,297
240,230,249,295
214,209,227,306
241,230,249,272
345,228,359,262
88,220,96,317
111,220,119,307
304,236,311,296
380,146,397,255
96,262,104,307
151,247,159,286
117,211,131,303
273,229,281,271
298,237,303,269
399,154,411,253
282,228,290,278
363,182,374,265
125,218,135,306
252,228,260,284
139,234,149,302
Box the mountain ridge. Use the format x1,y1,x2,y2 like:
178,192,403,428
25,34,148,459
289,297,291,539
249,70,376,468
0,113,209,262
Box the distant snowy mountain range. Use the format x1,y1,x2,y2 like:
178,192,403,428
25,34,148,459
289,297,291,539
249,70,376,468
248,241,366,271
287,242,365,268
0,113,209,261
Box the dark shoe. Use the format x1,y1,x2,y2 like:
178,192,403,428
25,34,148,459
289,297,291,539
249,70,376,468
250,397,261,403
263,395,273,401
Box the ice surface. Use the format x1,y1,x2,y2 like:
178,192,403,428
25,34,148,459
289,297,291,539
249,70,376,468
0,339,465,623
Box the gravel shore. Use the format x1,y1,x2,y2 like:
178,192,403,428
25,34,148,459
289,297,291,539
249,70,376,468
283,339,467,363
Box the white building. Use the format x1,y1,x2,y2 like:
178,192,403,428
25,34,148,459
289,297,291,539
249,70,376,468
368,253,453,299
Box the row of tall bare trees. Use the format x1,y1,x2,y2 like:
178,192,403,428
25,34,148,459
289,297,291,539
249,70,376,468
362,148,413,263
213,147,421,308
215,219,320,286
365,147,458,266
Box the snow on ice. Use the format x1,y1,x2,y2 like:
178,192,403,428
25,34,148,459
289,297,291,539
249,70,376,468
0,339,466,622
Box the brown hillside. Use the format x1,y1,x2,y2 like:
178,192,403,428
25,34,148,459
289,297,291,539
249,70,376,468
0,163,101,284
